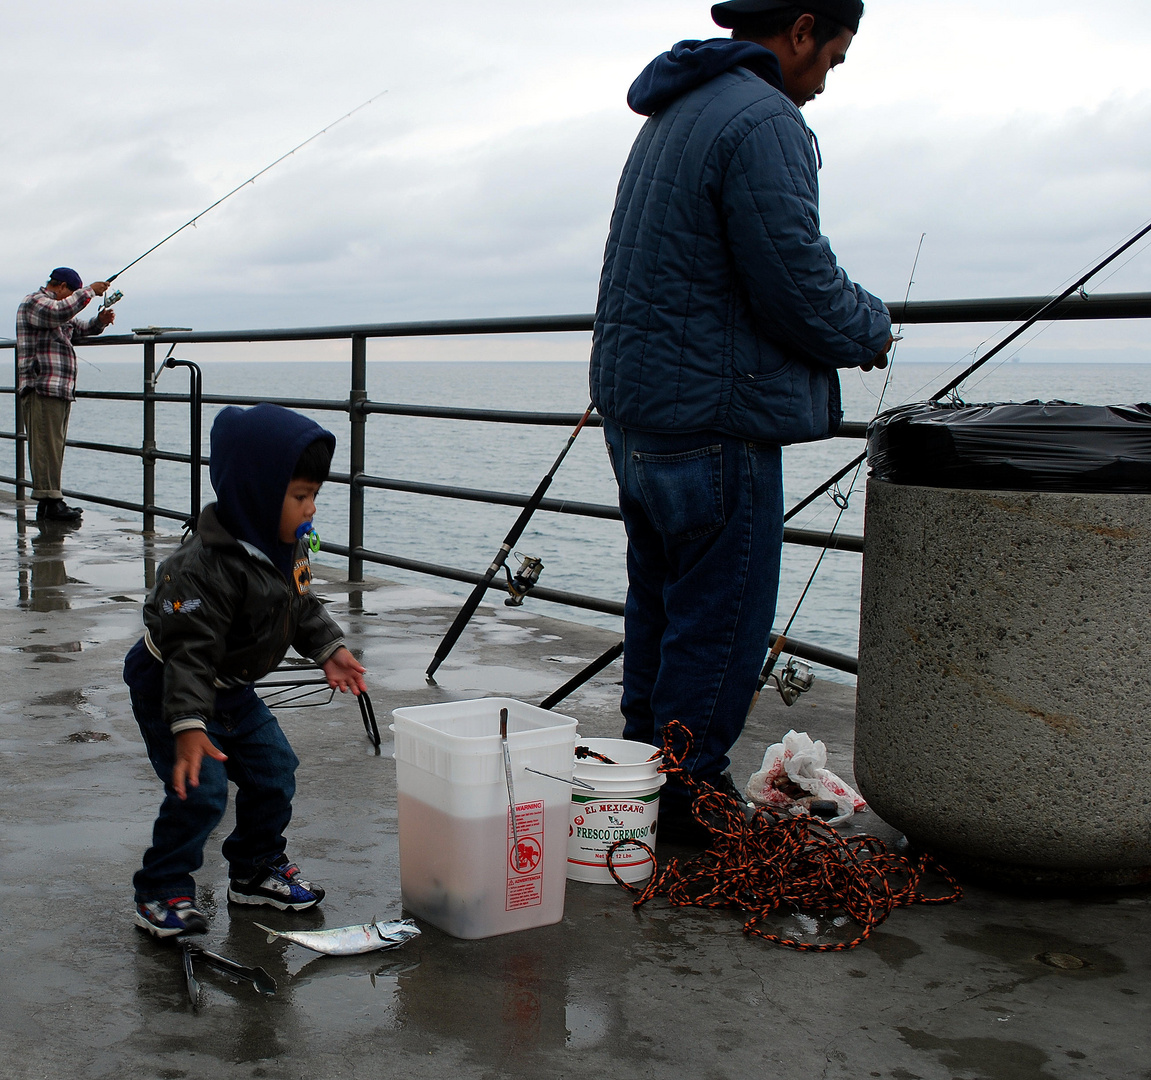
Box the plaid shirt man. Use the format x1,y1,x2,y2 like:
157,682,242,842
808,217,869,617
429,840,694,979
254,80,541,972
16,286,106,400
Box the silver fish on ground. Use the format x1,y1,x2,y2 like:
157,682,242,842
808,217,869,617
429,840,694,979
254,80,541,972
255,918,421,956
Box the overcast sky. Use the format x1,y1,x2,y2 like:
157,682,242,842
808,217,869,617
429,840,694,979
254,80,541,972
4,0,1151,363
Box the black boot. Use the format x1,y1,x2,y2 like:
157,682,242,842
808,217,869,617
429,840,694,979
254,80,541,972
40,498,82,523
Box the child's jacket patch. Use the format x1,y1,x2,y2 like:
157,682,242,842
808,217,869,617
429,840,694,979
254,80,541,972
293,558,312,595
162,598,202,615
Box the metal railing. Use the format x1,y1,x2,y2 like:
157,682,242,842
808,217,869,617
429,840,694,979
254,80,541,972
3,289,1150,676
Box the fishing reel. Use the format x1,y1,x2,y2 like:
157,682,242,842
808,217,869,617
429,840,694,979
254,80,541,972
102,289,124,309
504,552,544,606
770,657,815,706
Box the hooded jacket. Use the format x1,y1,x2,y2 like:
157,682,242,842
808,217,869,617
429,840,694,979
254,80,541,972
134,405,345,734
590,39,891,444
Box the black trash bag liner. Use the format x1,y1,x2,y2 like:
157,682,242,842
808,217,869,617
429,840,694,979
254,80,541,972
866,401,1151,493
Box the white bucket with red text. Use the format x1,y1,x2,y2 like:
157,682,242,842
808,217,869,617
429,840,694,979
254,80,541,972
567,738,666,884
392,697,578,939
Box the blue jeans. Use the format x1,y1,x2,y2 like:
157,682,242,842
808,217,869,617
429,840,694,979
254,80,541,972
129,649,299,902
603,421,783,809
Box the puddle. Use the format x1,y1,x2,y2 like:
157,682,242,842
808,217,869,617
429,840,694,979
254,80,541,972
69,561,146,591
36,688,88,708
862,931,924,969
20,641,83,653
565,1001,609,1049
897,1028,1058,1080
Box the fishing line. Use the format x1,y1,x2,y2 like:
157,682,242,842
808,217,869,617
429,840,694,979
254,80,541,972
883,217,1151,407
959,224,1151,397
1074,237,1151,294
752,234,926,710
931,217,1151,401
963,320,1060,396
105,90,389,285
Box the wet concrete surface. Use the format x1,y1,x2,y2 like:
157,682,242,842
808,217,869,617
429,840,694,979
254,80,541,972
0,493,1147,1080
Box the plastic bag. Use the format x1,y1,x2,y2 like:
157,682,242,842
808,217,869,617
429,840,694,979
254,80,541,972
745,730,867,826
867,400,1151,493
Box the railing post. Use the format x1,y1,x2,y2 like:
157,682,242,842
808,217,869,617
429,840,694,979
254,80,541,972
142,339,156,533
348,334,367,583
13,351,24,501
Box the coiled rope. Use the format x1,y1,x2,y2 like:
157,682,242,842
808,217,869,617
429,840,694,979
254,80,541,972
605,721,962,952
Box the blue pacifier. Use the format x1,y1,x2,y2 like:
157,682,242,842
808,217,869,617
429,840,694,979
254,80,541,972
295,521,322,553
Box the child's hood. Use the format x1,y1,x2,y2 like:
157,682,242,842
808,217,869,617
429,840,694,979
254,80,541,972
208,404,336,574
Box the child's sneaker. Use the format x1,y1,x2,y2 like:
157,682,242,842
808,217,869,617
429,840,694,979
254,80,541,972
227,858,325,911
135,896,208,938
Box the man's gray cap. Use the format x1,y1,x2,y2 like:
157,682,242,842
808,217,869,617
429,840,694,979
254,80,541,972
711,0,863,34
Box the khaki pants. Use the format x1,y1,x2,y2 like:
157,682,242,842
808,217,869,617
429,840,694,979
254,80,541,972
23,393,71,501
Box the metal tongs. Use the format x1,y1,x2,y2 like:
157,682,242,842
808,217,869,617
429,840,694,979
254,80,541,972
180,941,277,1008
500,707,522,871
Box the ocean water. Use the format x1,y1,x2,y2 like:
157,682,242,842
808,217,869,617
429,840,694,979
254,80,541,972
55,356,1151,684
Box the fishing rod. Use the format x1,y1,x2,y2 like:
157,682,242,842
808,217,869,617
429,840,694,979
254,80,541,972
930,219,1151,402
426,406,595,682
748,218,1151,712
781,218,1151,531
103,90,389,288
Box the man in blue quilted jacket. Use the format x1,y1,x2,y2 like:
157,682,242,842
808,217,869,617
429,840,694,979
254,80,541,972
590,0,893,844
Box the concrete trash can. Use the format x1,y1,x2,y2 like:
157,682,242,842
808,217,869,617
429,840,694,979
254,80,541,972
855,402,1151,886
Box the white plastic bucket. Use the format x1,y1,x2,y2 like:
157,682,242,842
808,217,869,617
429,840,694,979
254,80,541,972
392,697,578,939
567,738,666,884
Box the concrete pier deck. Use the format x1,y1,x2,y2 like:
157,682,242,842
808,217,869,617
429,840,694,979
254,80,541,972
0,494,1147,1080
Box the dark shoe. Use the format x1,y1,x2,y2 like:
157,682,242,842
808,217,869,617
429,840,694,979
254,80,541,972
656,772,751,849
709,771,752,813
654,806,712,848
135,896,208,938
227,857,325,911
39,499,82,522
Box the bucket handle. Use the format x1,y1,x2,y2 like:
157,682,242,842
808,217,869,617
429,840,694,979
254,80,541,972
524,766,596,791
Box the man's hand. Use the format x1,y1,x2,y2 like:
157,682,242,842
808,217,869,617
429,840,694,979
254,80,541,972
89,281,110,296
172,729,227,800
96,308,116,327
322,646,367,695
860,334,895,373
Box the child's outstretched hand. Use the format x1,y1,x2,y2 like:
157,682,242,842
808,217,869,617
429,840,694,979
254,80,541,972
323,646,367,695
172,730,228,800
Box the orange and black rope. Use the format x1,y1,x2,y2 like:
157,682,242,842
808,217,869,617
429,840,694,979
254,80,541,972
605,720,962,952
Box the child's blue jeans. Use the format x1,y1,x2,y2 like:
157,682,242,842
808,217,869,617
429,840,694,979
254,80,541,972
127,642,298,903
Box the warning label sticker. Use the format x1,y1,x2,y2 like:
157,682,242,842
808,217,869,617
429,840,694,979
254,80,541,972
506,800,545,911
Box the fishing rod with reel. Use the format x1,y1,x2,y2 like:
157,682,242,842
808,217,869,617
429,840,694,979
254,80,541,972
426,406,595,682
748,217,1151,714
747,236,925,714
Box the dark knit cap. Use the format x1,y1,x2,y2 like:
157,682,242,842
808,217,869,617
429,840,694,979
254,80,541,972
48,267,83,290
712,0,863,33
